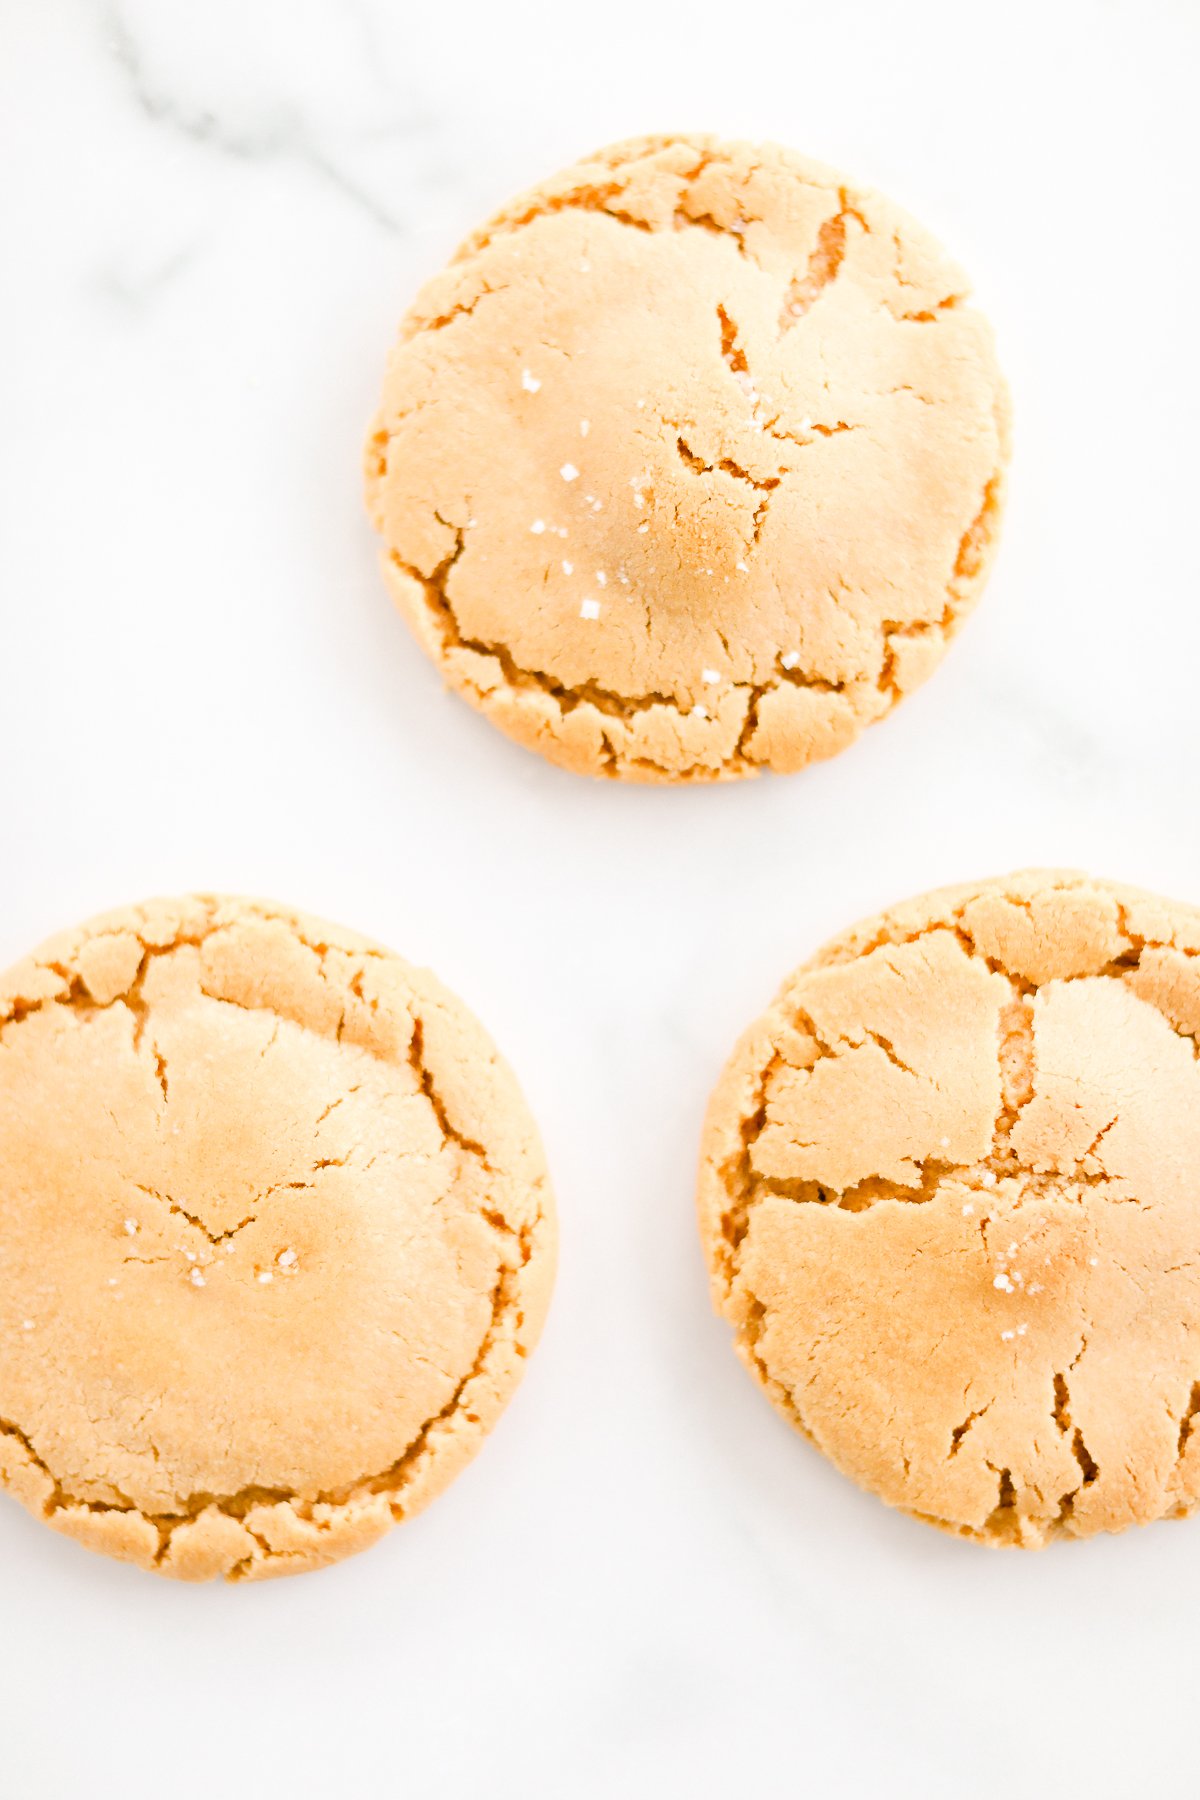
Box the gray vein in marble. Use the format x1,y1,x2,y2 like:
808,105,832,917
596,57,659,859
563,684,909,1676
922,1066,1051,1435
102,2,411,236
94,244,197,310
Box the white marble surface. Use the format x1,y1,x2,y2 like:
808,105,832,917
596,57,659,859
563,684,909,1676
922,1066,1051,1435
3,1,1200,1794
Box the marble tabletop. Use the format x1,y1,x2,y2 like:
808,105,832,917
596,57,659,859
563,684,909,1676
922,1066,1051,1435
2,2,1200,1796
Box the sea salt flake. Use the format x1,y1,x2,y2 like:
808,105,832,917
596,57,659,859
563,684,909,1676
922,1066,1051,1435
596,572,607,586
530,519,546,534
735,560,749,573
580,419,590,436
580,598,601,620
962,1202,974,1216
189,1269,206,1288
1001,1329,1015,1341
123,1218,138,1236
780,650,802,670
981,1170,998,1187
993,1273,1014,1293
258,1271,273,1285
702,668,721,685
560,463,579,482
693,704,709,720
521,369,541,393
22,1319,35,1331
278,1248,297,1268
562,560,574,575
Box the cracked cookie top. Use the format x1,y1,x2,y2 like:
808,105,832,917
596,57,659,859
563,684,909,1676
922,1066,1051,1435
698,870,1200,1546
0,896,555,1581
366,134,1009,782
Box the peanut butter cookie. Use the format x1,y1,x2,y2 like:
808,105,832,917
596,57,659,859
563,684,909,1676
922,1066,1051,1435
699,870,1200,1545
0,897,554,1580
367,134,1009,781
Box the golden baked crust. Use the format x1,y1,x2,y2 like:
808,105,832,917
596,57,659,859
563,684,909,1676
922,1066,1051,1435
0,897,555,1581
366,133,1009,782
698,870,1200,1545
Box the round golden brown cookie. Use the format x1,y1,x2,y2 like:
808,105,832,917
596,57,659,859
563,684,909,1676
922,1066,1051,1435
366,134,1009,783
698,870,1200,1546
0,897,554,1581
